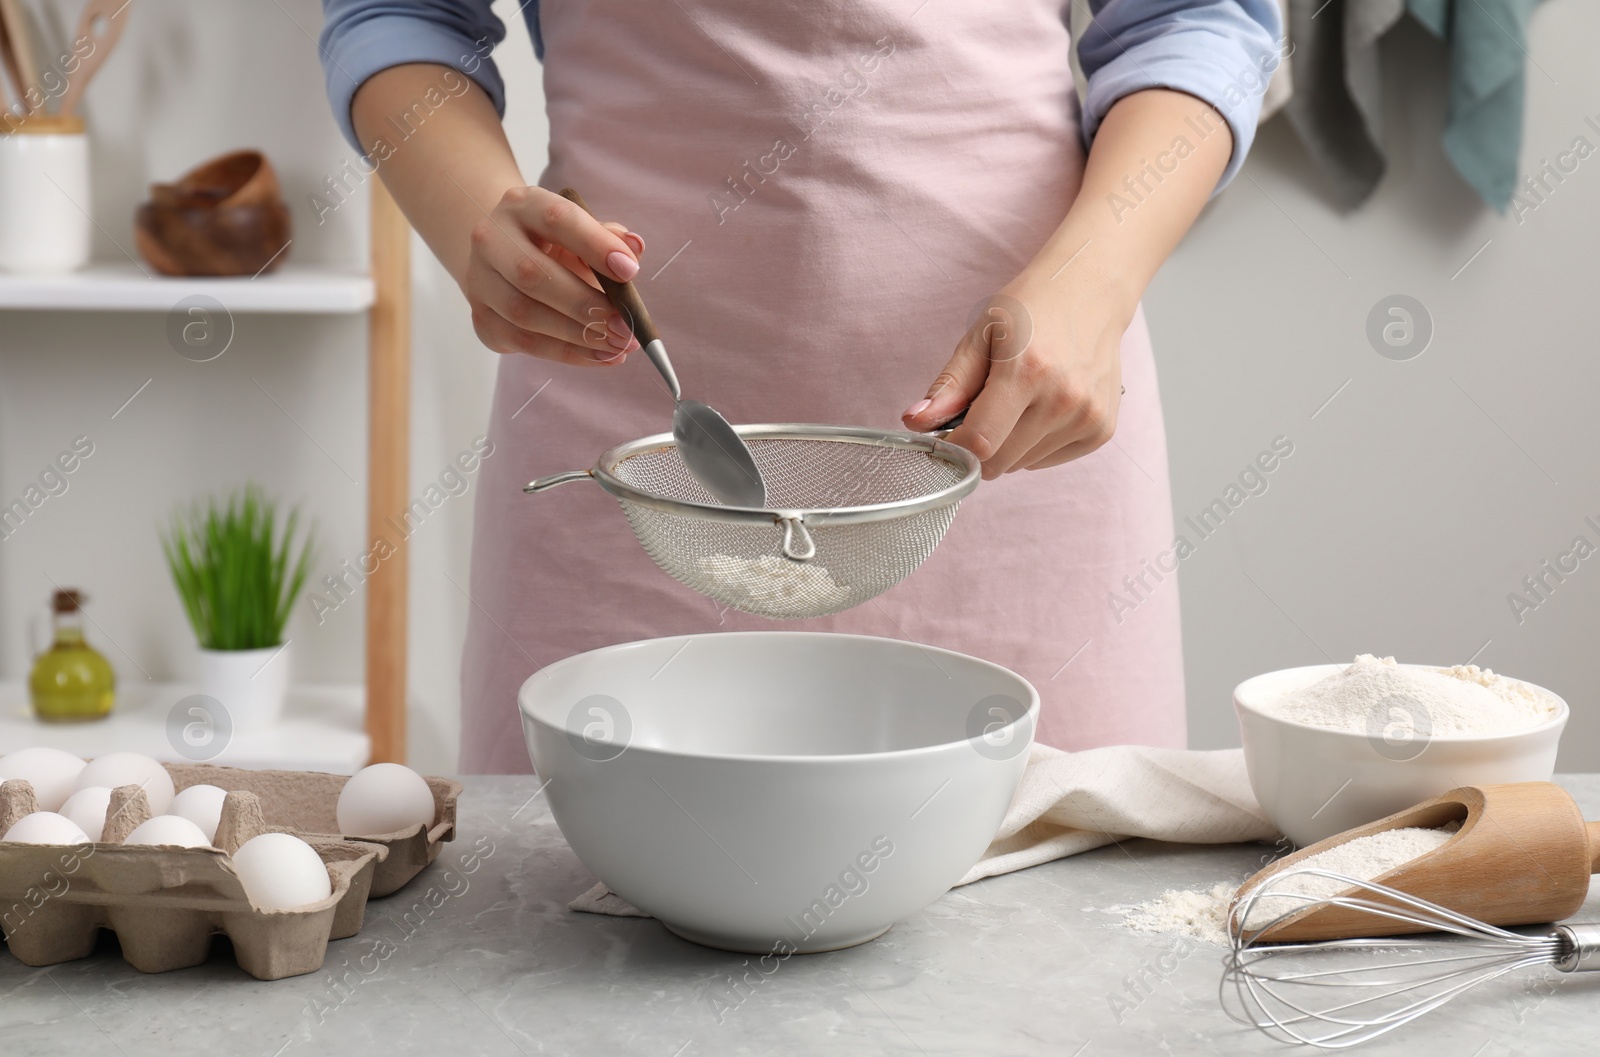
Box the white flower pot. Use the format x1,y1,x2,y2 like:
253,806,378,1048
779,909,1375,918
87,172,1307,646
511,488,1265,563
198,643,291,732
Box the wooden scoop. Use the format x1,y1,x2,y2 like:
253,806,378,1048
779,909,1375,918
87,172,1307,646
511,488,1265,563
1234,782,1600,941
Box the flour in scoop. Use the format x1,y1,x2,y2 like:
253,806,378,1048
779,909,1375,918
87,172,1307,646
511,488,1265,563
1118,826,1456,943
696,554,851,616
1257,654,1558,736
1240,826,1455,929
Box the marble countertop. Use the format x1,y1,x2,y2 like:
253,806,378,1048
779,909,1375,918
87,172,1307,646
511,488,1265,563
4,775,1597,1056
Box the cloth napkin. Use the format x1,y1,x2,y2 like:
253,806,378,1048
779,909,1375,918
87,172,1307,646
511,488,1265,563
570,744,1277,916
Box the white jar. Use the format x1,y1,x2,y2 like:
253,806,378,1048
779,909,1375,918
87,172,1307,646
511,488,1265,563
0,115,91,273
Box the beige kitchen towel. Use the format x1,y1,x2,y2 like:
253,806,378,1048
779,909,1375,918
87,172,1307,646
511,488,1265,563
570,744,1276,916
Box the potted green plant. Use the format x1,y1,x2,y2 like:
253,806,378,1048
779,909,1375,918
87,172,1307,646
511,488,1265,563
161,487,313,731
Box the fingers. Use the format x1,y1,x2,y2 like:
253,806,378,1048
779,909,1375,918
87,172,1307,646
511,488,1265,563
1022,434,1111,470
470,213,619,329
1011,393,1119,470
469,260,638,357
902,329,990,433
471,299,633,365
602,221,646,258
982,402,1058,477
500,185,641,282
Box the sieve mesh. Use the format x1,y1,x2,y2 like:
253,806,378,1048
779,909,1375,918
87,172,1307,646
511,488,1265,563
606,436,969,619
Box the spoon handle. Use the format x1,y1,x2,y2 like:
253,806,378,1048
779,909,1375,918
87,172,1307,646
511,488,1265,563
59,0,131,119
558,187,661,348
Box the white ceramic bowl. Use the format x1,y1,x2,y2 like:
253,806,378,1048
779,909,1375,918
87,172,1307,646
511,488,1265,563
519,632,1037,953
1234,663,1568,846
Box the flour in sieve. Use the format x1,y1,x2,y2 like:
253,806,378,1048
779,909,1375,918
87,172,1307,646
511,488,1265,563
1256,654,1558,736
1239,826,1455,929
696,554,851,615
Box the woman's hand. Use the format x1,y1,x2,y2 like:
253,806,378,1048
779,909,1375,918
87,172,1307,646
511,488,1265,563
900,89,1234,477
464,185,647,366
902,269,1130,478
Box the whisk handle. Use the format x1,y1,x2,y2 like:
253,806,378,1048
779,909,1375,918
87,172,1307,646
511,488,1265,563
1555,923,1600,973
558,188,661,349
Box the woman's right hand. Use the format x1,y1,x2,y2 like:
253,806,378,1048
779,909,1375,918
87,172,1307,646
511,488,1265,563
464,185,647,366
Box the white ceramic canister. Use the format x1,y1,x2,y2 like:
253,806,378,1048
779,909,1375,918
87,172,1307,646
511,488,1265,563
0,114,92,273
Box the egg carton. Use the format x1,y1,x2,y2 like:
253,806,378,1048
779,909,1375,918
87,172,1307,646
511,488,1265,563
0,778,386,980
167,762,462,897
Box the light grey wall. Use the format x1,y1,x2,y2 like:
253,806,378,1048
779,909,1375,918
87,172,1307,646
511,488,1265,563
0,0,531,773
1149,9,1600,769
1,2,1593,772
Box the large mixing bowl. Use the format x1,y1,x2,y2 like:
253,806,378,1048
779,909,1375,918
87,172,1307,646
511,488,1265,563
519,632,1037,953
1235,663,1568,846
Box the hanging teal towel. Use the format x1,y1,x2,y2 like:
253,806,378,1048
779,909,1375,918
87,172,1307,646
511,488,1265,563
1407,0,1543,211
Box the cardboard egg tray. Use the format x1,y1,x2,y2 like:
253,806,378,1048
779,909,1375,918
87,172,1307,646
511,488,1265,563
166,762,462,897
0,778,383,980
0,762,462,979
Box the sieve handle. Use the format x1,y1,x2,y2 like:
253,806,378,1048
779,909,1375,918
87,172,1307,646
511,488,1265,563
558,188,662,350
930,408,967,437
524,470,593,493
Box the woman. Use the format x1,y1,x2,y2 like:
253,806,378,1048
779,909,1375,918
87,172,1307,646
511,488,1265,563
320,0,1280,772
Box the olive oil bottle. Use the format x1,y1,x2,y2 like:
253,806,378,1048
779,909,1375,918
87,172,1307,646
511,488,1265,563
29,589,115,722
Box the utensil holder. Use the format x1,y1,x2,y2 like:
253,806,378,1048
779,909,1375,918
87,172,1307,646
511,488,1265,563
0,115,91,273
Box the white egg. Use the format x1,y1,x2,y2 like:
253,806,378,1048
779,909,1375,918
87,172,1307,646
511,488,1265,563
169,784,229,843
336,763,435,836
0,747,87,811
123,814,212,848
232,832,332,910
74,752,175,814
4,810,92,845
59,786,113,841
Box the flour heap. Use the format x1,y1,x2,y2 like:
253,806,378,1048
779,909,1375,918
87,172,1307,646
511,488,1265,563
1239,826,1456,929
1256,654,1559,736
1120,826,1457,943
696,553,851,616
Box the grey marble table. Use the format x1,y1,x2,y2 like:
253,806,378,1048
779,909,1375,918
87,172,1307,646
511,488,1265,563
4,776,1597,1057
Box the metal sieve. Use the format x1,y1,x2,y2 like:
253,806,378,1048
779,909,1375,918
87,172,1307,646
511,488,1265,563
525,424,981,620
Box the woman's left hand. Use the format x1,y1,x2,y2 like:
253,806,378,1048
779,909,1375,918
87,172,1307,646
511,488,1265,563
901,269,1129,479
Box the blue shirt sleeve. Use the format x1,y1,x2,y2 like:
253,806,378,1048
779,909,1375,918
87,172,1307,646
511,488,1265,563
318,0,513,152
1078,0,1283,190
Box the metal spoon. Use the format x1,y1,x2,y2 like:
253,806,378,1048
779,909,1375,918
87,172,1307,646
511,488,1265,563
560,188,766,508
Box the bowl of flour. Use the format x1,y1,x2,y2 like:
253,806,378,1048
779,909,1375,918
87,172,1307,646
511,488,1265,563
1234,655,1567,845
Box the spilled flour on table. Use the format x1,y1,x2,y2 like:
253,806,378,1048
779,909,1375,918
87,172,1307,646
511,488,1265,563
1116,882,1239,946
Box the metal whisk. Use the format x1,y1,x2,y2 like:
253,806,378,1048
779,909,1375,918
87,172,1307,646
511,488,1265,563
1222,868,1600,1049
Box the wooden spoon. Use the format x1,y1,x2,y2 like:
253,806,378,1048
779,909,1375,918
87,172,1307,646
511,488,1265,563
1234,782,1600,941
0,2,31,112
58,0,130,119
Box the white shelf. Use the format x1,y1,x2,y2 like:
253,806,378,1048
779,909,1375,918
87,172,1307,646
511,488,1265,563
0,263,375,314
0,681,370,775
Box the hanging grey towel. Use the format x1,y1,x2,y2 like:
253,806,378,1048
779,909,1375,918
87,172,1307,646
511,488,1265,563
1282,0,1408,209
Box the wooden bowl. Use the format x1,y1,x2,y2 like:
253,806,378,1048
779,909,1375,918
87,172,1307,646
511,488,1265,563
136,200,291,277
149,149,282,210
135,150,292,277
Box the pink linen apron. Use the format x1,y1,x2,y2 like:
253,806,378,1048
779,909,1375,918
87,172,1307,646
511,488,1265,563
458,0,1185,772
